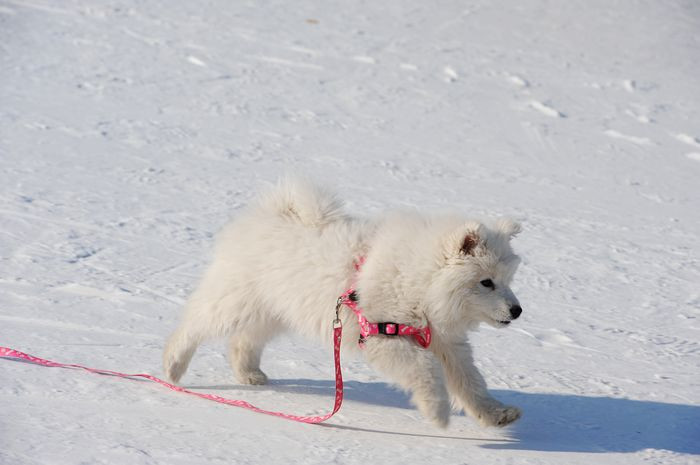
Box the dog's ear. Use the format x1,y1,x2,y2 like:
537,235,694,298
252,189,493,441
444,222,484,258
460,232,479,256
496,218,522,239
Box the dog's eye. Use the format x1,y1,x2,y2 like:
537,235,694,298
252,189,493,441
480,279,495,289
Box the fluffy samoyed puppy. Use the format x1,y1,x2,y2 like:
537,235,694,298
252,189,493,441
163,178,524,428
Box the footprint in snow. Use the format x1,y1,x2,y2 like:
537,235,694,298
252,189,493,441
506,74,529,88
443,66,458,82
353,55,376,64
187,56,207,67
622,79,636,93
624,106,653,124
675,133,700,148
529,100,566,118
604,129,653,146
674,134,700,161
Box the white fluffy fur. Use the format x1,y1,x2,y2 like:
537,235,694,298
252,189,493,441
163,178,524,428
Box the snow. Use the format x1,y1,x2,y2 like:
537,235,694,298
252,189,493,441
1,0,699,464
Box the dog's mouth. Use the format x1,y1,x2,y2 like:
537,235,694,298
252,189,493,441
487,317,512,328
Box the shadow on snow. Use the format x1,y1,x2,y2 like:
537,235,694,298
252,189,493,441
187,379,699,454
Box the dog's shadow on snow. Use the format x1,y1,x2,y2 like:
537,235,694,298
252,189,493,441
187,378,414,410
485,390,700,454
188,381,699,454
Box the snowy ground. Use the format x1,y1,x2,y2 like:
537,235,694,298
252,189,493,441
1,0,699,464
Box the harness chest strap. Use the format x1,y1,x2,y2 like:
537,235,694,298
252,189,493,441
336,258,432,349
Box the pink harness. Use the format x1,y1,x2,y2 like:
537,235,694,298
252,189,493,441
336,257,432,349
0,256,430,424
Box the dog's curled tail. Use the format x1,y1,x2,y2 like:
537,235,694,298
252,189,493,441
256,177,346,227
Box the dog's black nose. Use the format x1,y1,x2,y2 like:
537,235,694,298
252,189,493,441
509,305,522,319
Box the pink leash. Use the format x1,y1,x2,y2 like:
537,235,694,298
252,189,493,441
1,257,430,424
0,320,343,424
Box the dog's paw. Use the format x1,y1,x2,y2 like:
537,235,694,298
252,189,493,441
479,405,522,427
163,346,192,384
237,369,268,385
164,358,188,384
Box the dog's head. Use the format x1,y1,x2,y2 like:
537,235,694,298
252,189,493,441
357,214,523,335
427,218,523,331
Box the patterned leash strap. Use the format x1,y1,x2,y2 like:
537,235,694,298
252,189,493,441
0,321,344,424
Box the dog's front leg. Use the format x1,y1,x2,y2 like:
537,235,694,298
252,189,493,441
433,338,521,427
362,337,451,428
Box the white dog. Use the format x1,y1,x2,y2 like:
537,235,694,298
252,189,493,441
163,178,524,428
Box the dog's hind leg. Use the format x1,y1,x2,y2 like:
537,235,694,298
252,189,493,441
163,318,206,384
227,317,282,385
362,337,451,428
163,291,235,384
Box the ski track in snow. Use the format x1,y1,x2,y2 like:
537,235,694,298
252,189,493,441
1,1,699,464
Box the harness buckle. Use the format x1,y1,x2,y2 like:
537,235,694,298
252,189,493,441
334,297,343,328
376,322,400,336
